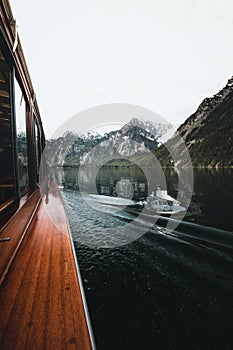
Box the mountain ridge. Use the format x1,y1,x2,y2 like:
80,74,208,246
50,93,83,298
155,76,233,167
45,118,171,166
46,77,233,168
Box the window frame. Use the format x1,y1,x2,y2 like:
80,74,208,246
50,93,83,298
0,58,32,220
12,68,31,198
0,54,18,212
33,114,42,184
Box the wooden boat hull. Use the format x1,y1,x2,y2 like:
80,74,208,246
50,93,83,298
0,189,95,349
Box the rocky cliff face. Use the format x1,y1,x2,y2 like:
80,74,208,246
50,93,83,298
45,118,171,166
155,77,233,167
45,131,77,167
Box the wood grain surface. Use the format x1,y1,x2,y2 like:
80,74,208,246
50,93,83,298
0,190,93,349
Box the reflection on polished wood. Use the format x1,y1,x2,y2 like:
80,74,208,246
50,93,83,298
0,190,93,349
0,191,41,284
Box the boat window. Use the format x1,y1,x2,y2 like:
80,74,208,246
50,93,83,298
34,117,41,181
0,48,16,208
14,77,29,194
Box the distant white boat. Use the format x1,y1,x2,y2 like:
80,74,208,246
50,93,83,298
145,187,186,215
87,188,186,215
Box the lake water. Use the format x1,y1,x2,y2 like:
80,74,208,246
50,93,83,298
55,167,233,349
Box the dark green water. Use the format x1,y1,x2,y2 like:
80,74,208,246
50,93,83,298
57,167,233,350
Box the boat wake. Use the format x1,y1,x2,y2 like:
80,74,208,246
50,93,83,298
61,189,233,350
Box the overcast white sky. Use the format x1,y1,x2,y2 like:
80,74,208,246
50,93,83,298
10,0,233,138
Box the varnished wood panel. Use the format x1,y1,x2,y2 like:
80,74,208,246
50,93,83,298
0,190,41,285
0,192,93,349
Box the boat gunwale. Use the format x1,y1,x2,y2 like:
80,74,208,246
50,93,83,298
63,195,97,350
